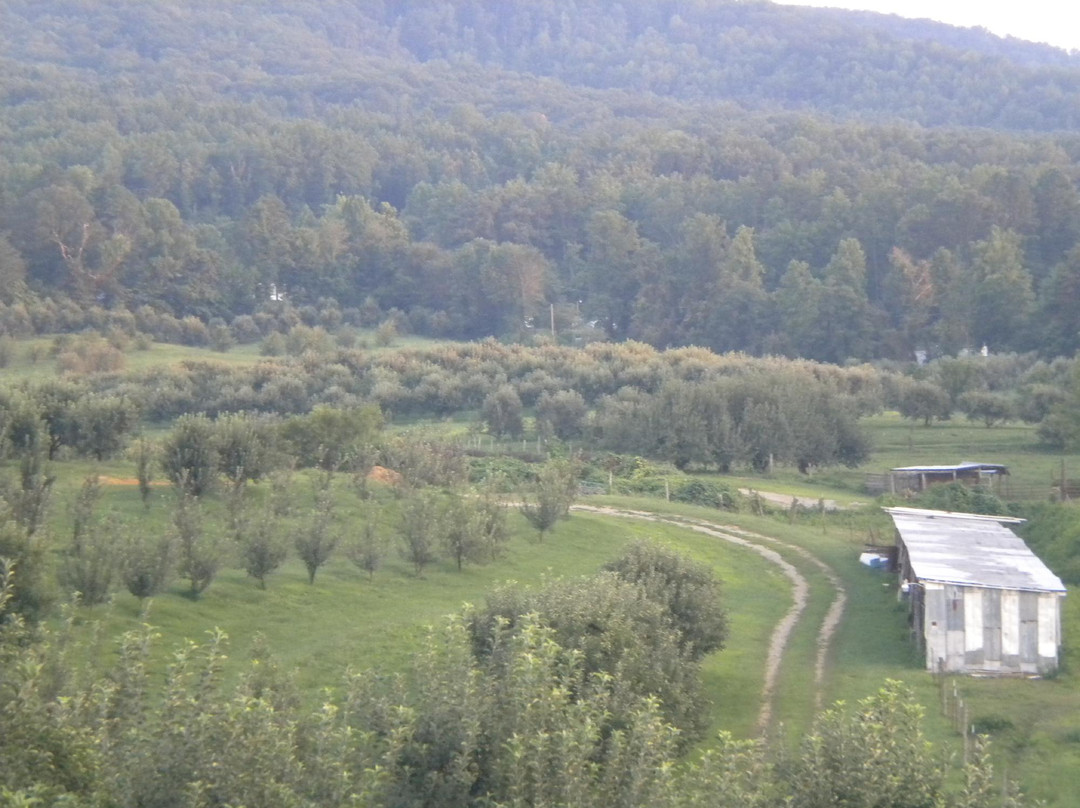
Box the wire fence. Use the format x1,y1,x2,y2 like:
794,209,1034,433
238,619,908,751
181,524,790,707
937,675,978,765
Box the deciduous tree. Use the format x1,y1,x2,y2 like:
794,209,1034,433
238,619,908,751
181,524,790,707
294,472,338,584
162,414,217,497
399,488,442,576
172,491,219,597
519,458,577,541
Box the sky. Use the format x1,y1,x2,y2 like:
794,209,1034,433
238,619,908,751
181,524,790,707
779,1,1080,52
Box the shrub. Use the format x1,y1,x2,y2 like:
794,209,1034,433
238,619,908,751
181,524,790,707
0,335,15,368
260,332,286,356
481,385,524,438
670,478,741,510
55,335,126,375
209,325,235,353
229,314,262,343
916,483,1007,516
161,414,218,496
178,316,209,346
285,324,333,356
604,539,728,658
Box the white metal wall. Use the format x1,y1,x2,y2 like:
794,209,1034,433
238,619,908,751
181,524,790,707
922,582,1062,674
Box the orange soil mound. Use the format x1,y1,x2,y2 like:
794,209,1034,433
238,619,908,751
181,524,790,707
98,476,168,487
367,465,404,486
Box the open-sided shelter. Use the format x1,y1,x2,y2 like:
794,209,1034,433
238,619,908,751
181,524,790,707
887,461,1008,494
885,507,1066,675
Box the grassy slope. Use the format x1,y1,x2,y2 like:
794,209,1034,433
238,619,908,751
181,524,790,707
8,339,1080,803
54,479,790,741
709,414,1080,805
0,330,439,383
712,412,1080,503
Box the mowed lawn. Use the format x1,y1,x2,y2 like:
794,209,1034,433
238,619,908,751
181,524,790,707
708,411,1080,505
863,413,1079,498
51,473,793,742
8,340,1080,804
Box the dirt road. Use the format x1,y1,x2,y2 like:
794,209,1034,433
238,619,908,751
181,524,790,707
571,505,845,734
739,488,844,511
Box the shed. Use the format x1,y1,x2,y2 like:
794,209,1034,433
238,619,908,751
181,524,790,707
885,507,1066,675
887,461,1008,494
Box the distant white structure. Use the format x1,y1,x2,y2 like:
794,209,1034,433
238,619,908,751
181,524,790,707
269,283,285,302
886,507,1066,675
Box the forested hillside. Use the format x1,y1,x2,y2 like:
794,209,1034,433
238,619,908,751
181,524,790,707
4,0,1080,361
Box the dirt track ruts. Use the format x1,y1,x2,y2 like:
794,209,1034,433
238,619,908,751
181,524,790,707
571,505,846,733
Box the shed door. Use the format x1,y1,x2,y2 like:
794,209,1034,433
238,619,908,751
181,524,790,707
945,585,965,671
982,589,1002,667
964,589,984,668
1002,591,1021,671
1020,591,1039,666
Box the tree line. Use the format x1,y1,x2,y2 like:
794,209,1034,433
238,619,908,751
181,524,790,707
1,341,884,472
3,2,1080,360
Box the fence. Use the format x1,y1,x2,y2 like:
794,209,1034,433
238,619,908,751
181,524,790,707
865,474,1064,502
937,675,978,765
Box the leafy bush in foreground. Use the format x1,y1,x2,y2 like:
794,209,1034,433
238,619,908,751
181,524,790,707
0,567,1027,808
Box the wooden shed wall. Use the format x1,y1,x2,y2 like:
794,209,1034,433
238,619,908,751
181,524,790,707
922,582,1061,674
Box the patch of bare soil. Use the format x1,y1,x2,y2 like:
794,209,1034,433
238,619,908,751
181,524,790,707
367,465,404,486
98,476,167,487
739,488,842,511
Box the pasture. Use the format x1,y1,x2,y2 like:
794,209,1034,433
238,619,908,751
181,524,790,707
3,336,1080,804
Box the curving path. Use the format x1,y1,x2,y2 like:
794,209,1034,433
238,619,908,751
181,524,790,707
571,505,846,733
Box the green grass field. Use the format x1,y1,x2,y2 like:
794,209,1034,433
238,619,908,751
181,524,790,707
705,411,1080,505
49,479,798,742
0,329,440,383
6,338,1080,804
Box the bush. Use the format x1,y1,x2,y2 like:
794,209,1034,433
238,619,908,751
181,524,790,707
284,324,333,356
470,572,710,743
161,414,218,496
468,455,535,489
670,478,741,510
55,335,126,375
260,332,286,356
0,335,15,368
209,325,235,353
604,540,728,658
481,384,524,438
916,483,1007,516
960,391,1014,427
179,316,211,346
229,314,262,343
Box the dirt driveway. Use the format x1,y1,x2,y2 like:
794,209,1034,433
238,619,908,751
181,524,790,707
572,505,845,735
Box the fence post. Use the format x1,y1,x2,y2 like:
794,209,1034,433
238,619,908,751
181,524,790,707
962,702,969,766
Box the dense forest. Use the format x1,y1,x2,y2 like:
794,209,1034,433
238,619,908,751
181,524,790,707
4,1,1080,361
5,7,1080,803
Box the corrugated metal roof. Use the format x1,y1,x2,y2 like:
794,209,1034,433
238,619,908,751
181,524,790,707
890,462,1009,475
885,507,1066,593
